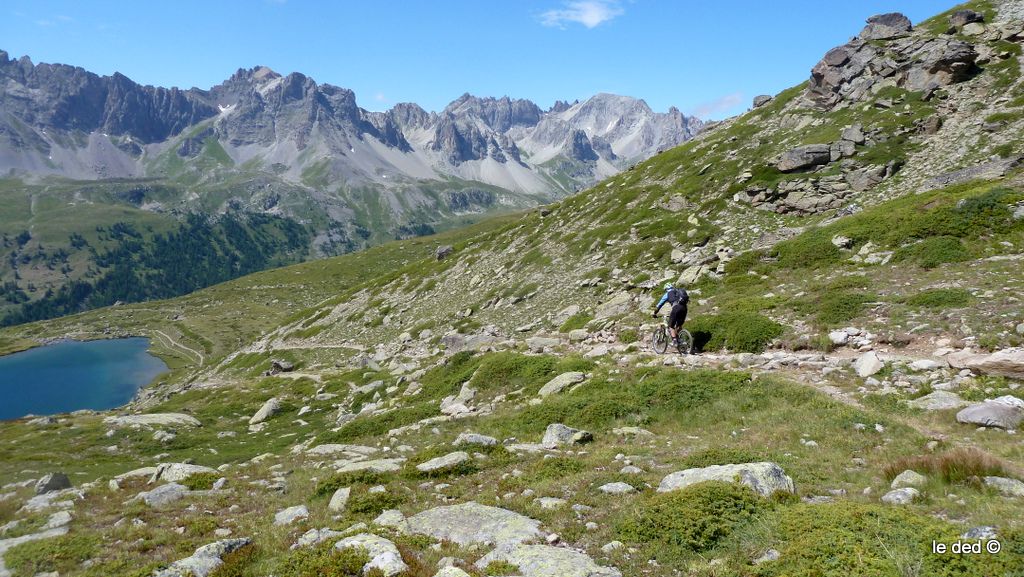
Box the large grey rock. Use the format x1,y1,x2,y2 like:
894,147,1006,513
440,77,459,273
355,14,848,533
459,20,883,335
293,528,344,549
541,423,592,448
891,470,927,489
776,144,831,172
881,487,919,505
335,458,406,474
538,372,586,397
860,12,912,40
595,292,633,319
963,348,1024,379
983,476,1024,497
153,538,251,577
151,463,217,483
104,413,201,428
907,391,969,411
306,444,379,457
416,451,470,473
526,336,561,352
475,543,622,577
328,487,351,512
34,473,71,495
854,351,884,378
433,567,472,577
137,483,189,508
752,95,773,108
949,9,984,29
403,502,542,546
248,398,282,425
598,482,636,495
334,533,408,577
840,124,865,144
956,402,1022,429
274,505,309,526
453,432,497,447
657,462,795,496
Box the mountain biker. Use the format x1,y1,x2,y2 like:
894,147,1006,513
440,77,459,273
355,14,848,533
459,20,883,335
653,282,689,346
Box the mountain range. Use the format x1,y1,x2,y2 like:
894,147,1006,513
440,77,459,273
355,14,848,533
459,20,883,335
0,50,701,325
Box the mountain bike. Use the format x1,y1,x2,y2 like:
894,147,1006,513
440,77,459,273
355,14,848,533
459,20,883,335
651,317,692,355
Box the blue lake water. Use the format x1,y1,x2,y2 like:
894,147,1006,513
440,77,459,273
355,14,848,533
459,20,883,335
0,337,168,420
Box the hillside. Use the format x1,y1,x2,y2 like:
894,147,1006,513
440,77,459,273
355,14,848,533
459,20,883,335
0,55,700,327
1,2,1024,576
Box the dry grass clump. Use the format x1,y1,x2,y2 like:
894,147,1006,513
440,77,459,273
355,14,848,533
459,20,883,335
883,447,1016,484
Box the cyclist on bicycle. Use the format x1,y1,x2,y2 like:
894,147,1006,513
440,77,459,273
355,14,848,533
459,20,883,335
653,282,689,346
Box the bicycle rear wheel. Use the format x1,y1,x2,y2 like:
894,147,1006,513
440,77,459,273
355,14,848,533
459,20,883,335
651,326,669,354
675,329,693,355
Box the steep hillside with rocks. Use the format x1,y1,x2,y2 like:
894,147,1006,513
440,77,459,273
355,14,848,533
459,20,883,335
1,2,1024,577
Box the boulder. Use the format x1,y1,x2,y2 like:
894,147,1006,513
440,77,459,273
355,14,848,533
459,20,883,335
949,9,984,29
434,567,472,577
34,473,71,495
542,423,593,448
435,245,454,261
306,444,379,457
453,432,497,447
403,502,542,546
152,538,251,577
956,402,1022,429
598,482,636,495
416,451,470,473
776,144,831,172
753,95,773,108
374,509,408,529
595,292,633,319
553,305,581,326
854,351,884,378
274,505,309,526
475,543,622,577
983,476,1024,497
907,391,969,411
881,487,919,505
891,470,927,489
329,487,351,512
136,483,189,508
840,124,865,144
151,463,217,483
909,359,941,371
335,458,407,474
104,413,201,428
526,336,561,352
828,330,850,345
860,12,912,40
334,533,409,577
248,398,282,425
964,348,1024,379
538,372,587,397
293,528,344,549
658,462,795,496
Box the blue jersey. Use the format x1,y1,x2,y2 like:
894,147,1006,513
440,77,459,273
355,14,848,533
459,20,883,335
655,287,688,312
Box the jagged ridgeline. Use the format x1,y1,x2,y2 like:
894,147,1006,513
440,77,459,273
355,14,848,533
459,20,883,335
2,2,1024,577
0,52,700,326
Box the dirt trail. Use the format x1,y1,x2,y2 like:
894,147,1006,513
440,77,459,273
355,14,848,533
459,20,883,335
153,329,204,366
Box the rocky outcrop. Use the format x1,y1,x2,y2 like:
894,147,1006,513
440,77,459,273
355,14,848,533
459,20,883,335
538,372,587,397
402,502,542,546
658,462,795,496
859,13,912,40
334,533,408,576
956,402,1022,430
475,543,622,577
103,413,202,428
776,144,831,172
153,538,251,577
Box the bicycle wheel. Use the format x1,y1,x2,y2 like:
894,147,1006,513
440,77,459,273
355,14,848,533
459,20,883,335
675,329,693,355
651,326,668,354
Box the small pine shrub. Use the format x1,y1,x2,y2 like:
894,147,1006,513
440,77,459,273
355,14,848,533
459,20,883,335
813,291,873,325
687,312,783,353
347,491,406,515
680,447,767,469
618,481,763,552
275,542,372,577
209,544,258,577
527,457,586,482
180,471,220,491
5,533,99,577
484,561,521,575
772,229,842,269
618,328,639,344
893,236,970,268
902,288,973,309
315,470,388,497
560,312,594,332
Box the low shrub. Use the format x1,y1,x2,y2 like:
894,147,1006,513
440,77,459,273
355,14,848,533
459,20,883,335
526,457,587,482
275,542,374,577
348,491,407,515
180,471,220,491
5,533,99,577
772,229,842,269
893,235,970,268
618,481,763,552
687,312,783,353
679,447,767,469
793,291,873,326
882,448,1014,485
560,312,594,332
618,328,639,344
209,544,259,577
320,402,437,443
314,470,388,497
902,288,973,309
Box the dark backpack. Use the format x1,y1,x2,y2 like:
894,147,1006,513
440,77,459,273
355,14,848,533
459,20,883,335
669,288,689,306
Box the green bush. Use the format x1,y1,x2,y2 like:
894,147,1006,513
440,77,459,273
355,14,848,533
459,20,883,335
320,402,437,443
209,544,259,577
893,236,970,268
619,481,763,552
903,288,973,309
6,533,99,577
772,229,842,269
275,542,374,577
417,351,481,400
315,470,388,497
348,490,407,515
680,447,767,469
753,501,1024,577
687,312,783,353
180,471,220,491
468,352,560,394
526,457,587,482
618,329,639,344
560,312,594,332
635,368,752,413
794,291,874,326
484,561,521,575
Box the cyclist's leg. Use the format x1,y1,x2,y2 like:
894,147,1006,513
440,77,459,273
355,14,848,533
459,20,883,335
668,305,684,340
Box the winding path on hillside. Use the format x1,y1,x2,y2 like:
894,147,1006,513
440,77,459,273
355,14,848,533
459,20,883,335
153,329,204,366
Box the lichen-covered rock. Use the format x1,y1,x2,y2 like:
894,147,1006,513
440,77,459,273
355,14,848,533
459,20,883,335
984,476,1024,497
891,470,927,489
859,12,912,40
334,458,407,474
151,463,217,483
416,451,470,473
329,487,351,512
598,482,636,495
248,398,281,425
104,413,201,428
152,538,251,577
658,462,795,496
334,533,408,576
881,487,919,505
34,473,71,495
475,543,622,577
776,144,831,172
541,423,592,448
403,502,542,546
136,483,189,508
538,372,586,397
956,402,1022,430
907,391,968,411
453,432,497,447
273,505,309,526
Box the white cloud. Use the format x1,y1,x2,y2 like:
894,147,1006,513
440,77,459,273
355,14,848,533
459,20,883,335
540,0,623,29
689,92,744,119
374,92,387,102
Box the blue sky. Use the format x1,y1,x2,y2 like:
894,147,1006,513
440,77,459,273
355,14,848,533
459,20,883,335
2,0,953,119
